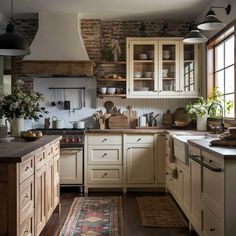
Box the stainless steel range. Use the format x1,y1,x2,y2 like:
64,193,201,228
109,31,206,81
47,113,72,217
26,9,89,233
35,128,85,190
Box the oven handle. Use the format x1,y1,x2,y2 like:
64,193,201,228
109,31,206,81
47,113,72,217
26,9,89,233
188,154,222,172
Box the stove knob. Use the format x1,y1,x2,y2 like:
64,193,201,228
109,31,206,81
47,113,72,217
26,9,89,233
77,138,81,142
70,137,75,142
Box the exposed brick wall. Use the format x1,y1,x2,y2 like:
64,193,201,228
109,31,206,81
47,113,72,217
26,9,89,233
14,17,190,83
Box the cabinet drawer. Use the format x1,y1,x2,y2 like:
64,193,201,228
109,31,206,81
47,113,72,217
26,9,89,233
87,134,122,145
46,145,54,160
20,210,34,236
20,175,34,224
202,205,224,236
189,145,201,157
88,146,122,164
126,135,154,144
53,142,60,156
88,165,122,184
35,151,46,171
20,157,34,183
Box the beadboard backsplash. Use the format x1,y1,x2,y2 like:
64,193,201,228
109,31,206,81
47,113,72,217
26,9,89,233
28,77,194,129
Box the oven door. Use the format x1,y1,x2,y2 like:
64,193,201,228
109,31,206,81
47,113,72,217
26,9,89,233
60,147,83,185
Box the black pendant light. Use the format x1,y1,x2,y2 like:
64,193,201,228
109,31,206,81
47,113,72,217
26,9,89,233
183,24,207,44
197,4,231,31
0,0,30,56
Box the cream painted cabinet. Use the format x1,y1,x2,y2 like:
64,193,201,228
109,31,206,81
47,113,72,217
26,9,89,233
126,144,154,184
85,134,123,192
126,37,200,98
60,148,83,185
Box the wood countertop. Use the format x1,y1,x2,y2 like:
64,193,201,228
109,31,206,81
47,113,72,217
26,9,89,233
0,135,62,163
85,128,209,135
188,139,236,159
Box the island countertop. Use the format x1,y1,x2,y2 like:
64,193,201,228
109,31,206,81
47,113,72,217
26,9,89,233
0,135,62,163
188,138,236,159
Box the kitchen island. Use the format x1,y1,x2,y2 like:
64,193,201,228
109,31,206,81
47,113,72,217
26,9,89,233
0,135,61,236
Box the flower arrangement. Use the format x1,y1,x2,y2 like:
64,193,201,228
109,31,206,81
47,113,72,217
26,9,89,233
0,80,48,121
186,87,233,119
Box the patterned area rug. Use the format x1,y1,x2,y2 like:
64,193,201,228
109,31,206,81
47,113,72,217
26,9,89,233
59,197,124,236
137,195,188,228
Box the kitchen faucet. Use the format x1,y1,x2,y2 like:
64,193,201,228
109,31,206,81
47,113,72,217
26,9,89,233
208,102,224,133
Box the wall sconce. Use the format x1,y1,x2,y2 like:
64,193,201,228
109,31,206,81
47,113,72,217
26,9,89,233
183,4,231,44
183,23,207,44
197,4,231,31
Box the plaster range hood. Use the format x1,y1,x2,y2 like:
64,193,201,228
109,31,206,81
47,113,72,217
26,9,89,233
21,12,93,77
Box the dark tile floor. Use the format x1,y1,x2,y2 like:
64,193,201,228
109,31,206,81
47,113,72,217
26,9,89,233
40,188,198,236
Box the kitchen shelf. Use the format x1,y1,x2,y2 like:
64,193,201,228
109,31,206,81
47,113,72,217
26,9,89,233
97,94,126,98
133,60,154,63
162,60,176,63
97,61,126,64
163,78,176,80
133,78,153,80
97,78,126,82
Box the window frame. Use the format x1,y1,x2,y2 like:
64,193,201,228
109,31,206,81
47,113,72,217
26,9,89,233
207,19,236,120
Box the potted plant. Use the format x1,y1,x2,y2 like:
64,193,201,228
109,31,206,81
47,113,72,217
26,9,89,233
0,80,48,136
186,87,233,131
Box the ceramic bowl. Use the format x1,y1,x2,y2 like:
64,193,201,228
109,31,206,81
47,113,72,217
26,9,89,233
139,53,148,60
107,87,116,94
162,69,168,77
134,71,143,78
99,87,107,94
163,50,171,59
144,71,153,78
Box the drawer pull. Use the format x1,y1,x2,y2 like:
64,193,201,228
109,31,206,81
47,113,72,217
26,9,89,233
40,157,43,161
25,166,30,171
101,138,107,142
179,170,183,173
102,173,108,178
137,138,141,142
210,228,215,232
24,194,29,199
24,227,29,234
101,153,107,158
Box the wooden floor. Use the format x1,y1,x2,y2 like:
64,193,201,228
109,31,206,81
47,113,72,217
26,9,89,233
40,188,197,236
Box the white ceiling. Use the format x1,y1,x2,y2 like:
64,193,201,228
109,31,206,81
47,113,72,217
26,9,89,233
0,0,213,21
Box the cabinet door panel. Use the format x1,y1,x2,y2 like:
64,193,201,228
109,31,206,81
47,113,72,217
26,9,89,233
60,149,83,185
126,144,154,184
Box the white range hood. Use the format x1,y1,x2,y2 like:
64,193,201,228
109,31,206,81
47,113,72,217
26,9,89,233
24,12,89,61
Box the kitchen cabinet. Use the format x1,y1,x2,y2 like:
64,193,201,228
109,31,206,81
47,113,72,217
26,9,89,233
60,148,83,185
85,134,123,192
0,136,61,236
124,134,165,190
84,132,165,192
126,37,200,98
188,143,236,236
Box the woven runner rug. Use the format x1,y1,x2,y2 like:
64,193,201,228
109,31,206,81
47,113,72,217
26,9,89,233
59,196,124,236
137,195,188,228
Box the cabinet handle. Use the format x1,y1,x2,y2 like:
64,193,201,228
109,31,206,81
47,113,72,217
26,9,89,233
137,138,141,142
179,170,183,173
101,138,107,142
127,147,131,150
154,90,158,92
24,194,29,199
25,166,29,171
210,228,215,232
40,157,43,161
101,153,107,158
102,173,108,178
159,90,162,92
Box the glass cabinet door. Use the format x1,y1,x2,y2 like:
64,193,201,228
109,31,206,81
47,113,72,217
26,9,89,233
128,41,158,96
159,41,179,95
180,43,199,96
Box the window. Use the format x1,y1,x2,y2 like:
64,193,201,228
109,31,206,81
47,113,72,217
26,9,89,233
207,21,235,119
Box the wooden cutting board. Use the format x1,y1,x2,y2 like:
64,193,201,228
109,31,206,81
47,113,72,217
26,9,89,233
210,139,236,147
108,115,129,129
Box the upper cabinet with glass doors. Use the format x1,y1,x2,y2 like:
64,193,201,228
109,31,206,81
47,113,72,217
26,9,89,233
126,37,200,98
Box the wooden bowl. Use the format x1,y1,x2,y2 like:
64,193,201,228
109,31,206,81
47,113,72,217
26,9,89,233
21,136,42,142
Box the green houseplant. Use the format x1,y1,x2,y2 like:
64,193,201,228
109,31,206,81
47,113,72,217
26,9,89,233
186,87,233,130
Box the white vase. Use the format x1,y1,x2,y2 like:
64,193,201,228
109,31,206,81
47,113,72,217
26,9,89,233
197,116,207,131
11,117,25,137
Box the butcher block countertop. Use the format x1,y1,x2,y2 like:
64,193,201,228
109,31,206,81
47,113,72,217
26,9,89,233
188,138,236,159
0,135,62,163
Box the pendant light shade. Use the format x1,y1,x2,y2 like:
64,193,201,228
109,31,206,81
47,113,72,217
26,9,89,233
0,0,30,56
197,4,231,31
0,22,30,56
183,29,207,44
